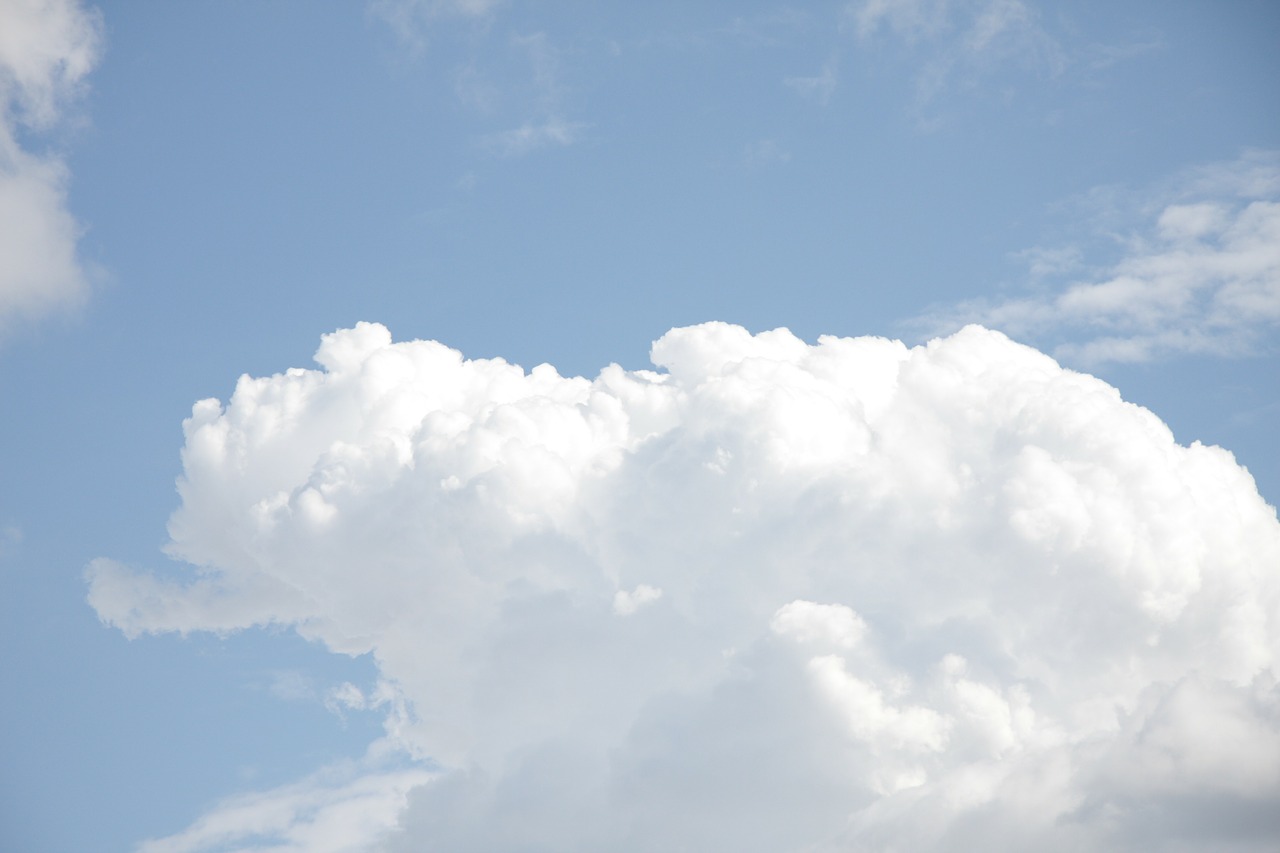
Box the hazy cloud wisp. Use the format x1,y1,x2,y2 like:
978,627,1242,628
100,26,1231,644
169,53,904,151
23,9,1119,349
847,0,1064,107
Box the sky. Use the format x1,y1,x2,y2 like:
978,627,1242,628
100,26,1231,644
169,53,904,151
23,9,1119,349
0,1,1278,851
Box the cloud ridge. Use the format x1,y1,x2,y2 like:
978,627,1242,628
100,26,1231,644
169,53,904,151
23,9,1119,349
92,321,1280,851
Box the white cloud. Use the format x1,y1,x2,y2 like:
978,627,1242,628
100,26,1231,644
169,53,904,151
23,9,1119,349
770,600,866,649
919,150,1280,365
0,0,101,333
92,321,1280,851
0,0,98,126
612,583,662,616
135,750,434,853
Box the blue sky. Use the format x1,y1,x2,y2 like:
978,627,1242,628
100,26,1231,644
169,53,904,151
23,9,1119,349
1,2,1278,851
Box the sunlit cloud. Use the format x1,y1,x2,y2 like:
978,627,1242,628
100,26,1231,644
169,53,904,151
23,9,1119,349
91,320,1280,851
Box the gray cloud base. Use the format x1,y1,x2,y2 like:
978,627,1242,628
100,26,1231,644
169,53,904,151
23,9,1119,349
90,321,1280,851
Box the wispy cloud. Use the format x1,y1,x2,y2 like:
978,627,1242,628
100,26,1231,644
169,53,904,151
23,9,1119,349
262,670,390,724
135,751,433,853
482,116,585,157
0,522,21,559
478,32,586,158
846,0,1065,110
510,31,562,110
848,0,951,42
914,150,1280,365
722,7,811,47
450,62,501,113
846,0,1175,128
368,0,502,55
741,138,791,168
785,56,839,105
0,0,102,334
1082,36,1166,72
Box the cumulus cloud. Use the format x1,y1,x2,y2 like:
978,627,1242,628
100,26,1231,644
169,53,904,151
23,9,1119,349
0,0,101,333
920,150,1280,365
91,320,1280,851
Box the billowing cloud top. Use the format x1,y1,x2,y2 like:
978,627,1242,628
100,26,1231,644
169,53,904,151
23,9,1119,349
91,322,1280,851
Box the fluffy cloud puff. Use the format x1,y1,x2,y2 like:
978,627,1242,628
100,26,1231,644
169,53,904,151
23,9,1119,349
91,321,1280,851
0,0,100,330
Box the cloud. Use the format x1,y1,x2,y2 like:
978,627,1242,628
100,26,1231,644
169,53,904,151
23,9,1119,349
0,0,101,333
785,56,839,105
849,0,951,42
375,10,587,160
481,116,584,157
371,1,589,160
451,62,500,114
260,670,388,723
722,8,811,47
91,321,1280,851
917,150,1280,365
613,583,662,616
135,751,434,853
482,32,585,157
741,138,790,167
1082,36,1165,72
0,521,21,559
368,0,502,55
460,32,585,158
846,0,1064,108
